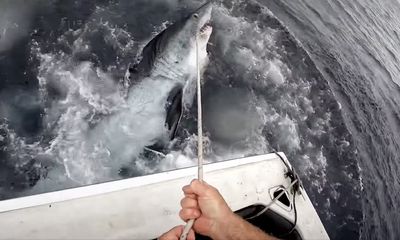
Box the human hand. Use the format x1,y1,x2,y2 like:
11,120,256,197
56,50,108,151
158,225,195,240
179,179,236,239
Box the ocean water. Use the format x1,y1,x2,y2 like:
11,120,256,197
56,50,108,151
0,0,399,239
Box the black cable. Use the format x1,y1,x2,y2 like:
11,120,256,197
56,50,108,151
273,150,292,172
243,151,300,238
274,151,300,238
278,191,298,238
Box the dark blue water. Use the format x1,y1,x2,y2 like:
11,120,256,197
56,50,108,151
0,0,399,239
258,1,400,239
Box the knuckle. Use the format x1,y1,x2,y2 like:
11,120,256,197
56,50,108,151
181,198,195,208
180,198,186,206
192,199,198,207
179,209,185,218
180,208,191,219
204,187,215,196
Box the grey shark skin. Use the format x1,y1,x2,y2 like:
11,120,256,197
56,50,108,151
130,2,213,79
129,2,213,142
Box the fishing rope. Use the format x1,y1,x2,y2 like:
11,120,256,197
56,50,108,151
179,34,204,240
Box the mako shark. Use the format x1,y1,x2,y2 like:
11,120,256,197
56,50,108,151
91,2,213,168
127,2,213,148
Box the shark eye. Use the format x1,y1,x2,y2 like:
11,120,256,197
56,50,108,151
193,13,199,19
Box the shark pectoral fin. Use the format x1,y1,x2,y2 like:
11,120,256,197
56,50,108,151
143,85,183,155
165,84,183,140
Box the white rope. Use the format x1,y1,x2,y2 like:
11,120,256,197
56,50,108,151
179,34,204,240
196,36,204,183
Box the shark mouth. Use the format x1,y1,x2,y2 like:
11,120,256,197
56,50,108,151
199,22,212,36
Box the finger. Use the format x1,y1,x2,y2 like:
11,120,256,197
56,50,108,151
184,193,197,199
179,208,201,221
182,184,194,195
158,225,183,240
183,179,207,195
190,179,216,197
180,197,198,208
188,229,195,240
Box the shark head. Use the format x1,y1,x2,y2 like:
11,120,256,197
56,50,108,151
178,1,213,57
132,2,213,79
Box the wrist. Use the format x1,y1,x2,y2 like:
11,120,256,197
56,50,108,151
209,212,240,240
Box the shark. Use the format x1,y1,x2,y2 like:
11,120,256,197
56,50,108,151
127,1,213,150
90,2,213,169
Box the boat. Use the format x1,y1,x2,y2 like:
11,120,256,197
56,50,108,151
0,152,329,239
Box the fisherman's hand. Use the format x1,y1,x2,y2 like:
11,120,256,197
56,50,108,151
180,179,236,239
158,225,195,240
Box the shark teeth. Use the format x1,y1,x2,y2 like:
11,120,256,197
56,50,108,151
199,22,212,35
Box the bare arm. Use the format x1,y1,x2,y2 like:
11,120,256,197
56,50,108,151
179,180,278,240
210,212,277,240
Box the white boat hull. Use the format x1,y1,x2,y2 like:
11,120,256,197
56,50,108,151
0,153,329,239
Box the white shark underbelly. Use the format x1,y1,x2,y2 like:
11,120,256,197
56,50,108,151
90,78,177,166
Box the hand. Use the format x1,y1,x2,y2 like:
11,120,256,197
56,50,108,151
158,225,195,240
179,179,236,239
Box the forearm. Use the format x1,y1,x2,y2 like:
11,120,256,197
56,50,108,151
211,213,278,240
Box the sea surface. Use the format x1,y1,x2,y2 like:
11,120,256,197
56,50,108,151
0,0,399,239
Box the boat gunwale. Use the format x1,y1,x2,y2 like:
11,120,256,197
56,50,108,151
0,152,286,213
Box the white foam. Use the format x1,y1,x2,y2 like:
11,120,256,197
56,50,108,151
266,61,285,85
25,16,187,186
2,0,334,197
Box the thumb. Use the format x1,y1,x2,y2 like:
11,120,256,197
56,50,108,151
190,179,214,197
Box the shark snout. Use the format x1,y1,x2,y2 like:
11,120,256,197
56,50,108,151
195,1,212,15
193,1,213,33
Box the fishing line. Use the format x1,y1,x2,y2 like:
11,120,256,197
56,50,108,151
179,33,204,240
